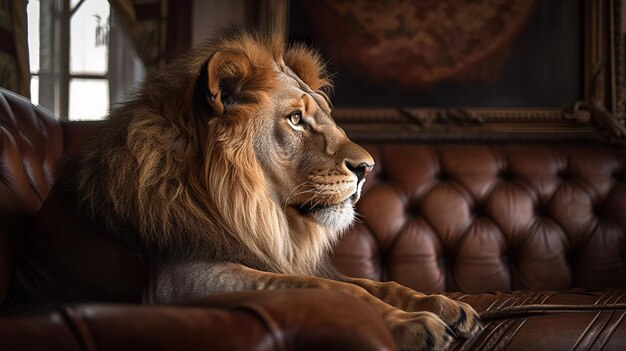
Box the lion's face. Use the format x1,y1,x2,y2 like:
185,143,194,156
253,65,374,233
202,36,373,235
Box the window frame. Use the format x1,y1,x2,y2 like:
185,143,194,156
30,0,111,120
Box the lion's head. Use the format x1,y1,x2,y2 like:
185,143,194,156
205,38,373,232
73,28,373,276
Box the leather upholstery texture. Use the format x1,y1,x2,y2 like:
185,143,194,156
334,143,626,293
0,89,64,303
447,289,626,350
0,289,395,351
0,89,62,215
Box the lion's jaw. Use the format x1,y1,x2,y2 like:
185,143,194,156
293,194,353,233
290,176,367,235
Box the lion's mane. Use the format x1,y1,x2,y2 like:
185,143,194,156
56,28,336,277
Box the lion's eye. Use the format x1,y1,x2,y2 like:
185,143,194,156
287,111,305,131
289,112,302,125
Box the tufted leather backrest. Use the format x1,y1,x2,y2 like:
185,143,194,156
0,88,64,302
333,143,626,293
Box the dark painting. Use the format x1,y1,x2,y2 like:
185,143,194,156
288,0,583,108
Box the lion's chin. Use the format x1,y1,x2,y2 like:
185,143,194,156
293,199,355,234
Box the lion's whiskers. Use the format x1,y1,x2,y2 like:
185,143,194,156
283,182,316,212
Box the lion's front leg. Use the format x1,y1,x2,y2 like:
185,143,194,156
342,276,482,339
145,261,457,350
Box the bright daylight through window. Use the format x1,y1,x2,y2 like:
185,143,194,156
27,0,143,120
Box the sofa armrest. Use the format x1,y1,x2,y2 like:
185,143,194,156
187,289,396,351
0,289,396,351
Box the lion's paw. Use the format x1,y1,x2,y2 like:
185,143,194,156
411,294,482,339
387,311,456,351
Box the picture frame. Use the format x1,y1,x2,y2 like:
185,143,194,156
259,0,626,144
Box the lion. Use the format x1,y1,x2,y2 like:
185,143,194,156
16,28,480,349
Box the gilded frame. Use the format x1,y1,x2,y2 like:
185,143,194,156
260,0,626,143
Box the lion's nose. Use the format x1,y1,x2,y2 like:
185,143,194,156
345,161,374,183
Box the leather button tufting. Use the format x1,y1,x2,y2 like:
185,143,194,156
498,169,513,181
557,169,572,181
536,204,550,216
472,205,487,218
613,171,626,182
334,143,626,292
592,204,603,217
376,171,387,182
437,170,450,182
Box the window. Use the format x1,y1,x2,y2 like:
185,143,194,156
27,0,144,120
27,0,40,105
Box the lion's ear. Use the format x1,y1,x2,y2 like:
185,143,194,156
205,50,274,116
205,50,250,116
284,44,332,92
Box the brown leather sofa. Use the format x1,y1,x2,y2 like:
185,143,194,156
1,87,625,350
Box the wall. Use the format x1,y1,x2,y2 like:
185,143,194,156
192,0,248,46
